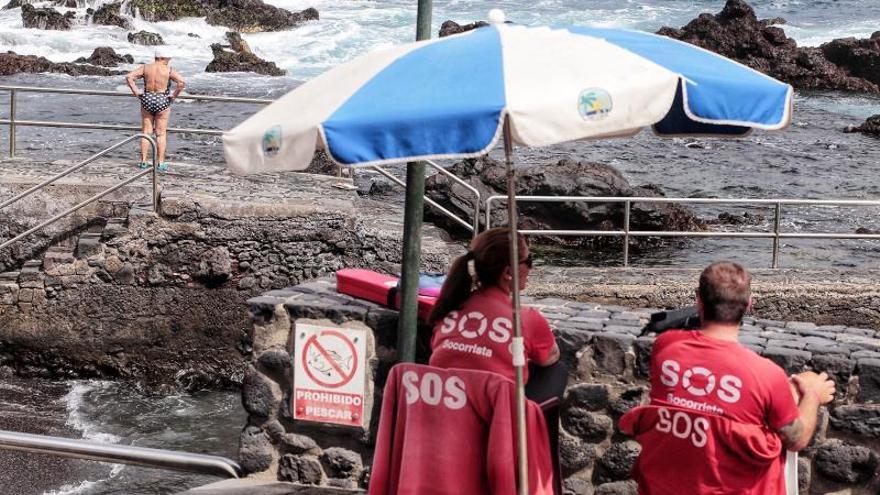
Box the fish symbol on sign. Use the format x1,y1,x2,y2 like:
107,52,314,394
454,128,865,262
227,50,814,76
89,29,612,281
307,347,353,378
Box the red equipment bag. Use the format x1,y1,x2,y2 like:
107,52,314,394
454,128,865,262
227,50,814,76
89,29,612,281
336,269,437,321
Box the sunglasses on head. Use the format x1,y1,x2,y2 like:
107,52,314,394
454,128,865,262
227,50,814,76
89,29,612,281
519,253,533,269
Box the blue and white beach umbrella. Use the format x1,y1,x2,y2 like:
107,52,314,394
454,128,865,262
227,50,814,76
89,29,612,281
224,12,792,492
223,16,791,173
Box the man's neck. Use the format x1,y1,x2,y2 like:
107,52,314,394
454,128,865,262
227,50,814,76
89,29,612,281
700,322,740,342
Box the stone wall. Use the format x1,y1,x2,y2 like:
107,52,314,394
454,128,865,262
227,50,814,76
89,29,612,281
0,182,456,386
242,280,880,494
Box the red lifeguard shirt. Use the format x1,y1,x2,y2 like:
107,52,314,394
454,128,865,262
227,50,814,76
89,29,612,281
631,330,800,494
429,286,556,383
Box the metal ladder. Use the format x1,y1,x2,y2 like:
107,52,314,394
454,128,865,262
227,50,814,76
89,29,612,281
0,133,159,251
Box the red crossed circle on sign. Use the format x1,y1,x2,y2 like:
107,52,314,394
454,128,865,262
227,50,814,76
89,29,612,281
302,329,359,388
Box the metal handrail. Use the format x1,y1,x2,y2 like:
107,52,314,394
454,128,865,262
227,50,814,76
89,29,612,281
425,160,481,234
371,159,481,237
0,429,241,479
0,85,273,157
0,133,158,251
484,195,880,268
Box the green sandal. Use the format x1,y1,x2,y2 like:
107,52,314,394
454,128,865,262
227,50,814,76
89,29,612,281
138,161,150,169
158,162,169,172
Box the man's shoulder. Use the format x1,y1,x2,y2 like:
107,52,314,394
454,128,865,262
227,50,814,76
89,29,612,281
653,330,695,347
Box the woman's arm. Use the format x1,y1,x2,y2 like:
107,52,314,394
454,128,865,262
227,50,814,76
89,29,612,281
125,65,144,96
169,68,186,101
534,343,560,367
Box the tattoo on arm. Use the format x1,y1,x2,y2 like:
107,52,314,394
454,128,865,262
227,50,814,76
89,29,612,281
778,419,804,449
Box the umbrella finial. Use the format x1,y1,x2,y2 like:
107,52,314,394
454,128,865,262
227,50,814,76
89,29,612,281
487,9,506,25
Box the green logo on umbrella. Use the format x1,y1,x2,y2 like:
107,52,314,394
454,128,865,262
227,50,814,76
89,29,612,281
578,88,613,120
262,125,282,156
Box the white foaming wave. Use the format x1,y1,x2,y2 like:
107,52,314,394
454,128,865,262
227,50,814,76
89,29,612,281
64,381,122,445
42,479,100,495
785,19,880,47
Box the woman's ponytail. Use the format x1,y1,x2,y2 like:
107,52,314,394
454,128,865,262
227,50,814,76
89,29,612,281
427,227,528,325
427,251,474,324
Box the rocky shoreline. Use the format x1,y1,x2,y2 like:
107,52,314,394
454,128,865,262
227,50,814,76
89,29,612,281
1,0,317,76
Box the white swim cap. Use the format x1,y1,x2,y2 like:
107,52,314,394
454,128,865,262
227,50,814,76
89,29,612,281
154,49,172,59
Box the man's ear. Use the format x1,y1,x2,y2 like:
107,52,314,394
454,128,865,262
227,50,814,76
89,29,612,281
502,265,512,279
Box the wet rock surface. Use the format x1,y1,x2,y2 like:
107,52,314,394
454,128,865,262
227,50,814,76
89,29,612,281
438,19,488,37
656,0,880,92
845,114,880,136
126,0,318,32
127,30,165,46
20,4,75,30
0,51,125,76
205,0,318,33
205,31,285,76
424,156,702,244
86,1,132,29
72,46,133,67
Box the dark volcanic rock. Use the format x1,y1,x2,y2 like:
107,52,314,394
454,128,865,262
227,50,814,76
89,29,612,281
594,441,641,483
87,2,132,29
562,408,613,443
656,0,879,92
845,114,880,136
2,0,30,9
278,454,324,484
424,156,702,243
73,47,134,67
0,51,124,76
239,425,273,474
821,37,880,86
127,30,165,46
320,448,363,481
205,0,318,33
21,4,75,30
439,19,489,38
205,32,285,76
814,439,879,483
829,404,880,438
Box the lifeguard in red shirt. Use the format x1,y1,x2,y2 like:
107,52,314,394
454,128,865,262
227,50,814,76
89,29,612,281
427,227,560,382
621,261,835,495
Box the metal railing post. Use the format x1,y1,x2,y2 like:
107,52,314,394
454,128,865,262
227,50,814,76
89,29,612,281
485,196,495,230
772,203,781,269
148,135,159,211
9,88,16,158
0,430,241,479
623,201,631,267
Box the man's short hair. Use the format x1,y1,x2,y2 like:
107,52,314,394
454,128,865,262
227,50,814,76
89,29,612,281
698,261,751,324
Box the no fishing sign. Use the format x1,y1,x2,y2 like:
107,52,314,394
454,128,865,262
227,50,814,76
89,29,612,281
293,323,366,427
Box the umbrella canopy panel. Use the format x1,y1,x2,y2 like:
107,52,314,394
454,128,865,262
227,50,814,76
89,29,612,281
223,24,792,175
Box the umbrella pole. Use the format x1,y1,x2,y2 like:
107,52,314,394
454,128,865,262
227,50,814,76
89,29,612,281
503,116,529,495
395,0,434,363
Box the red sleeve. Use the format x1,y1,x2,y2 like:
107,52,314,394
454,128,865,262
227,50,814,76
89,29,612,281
763,362,799,431
523,308,556,364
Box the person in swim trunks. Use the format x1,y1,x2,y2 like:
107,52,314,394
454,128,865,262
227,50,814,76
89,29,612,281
125,50,186,171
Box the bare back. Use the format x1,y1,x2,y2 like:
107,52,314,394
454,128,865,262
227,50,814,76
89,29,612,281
142,62,171,92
